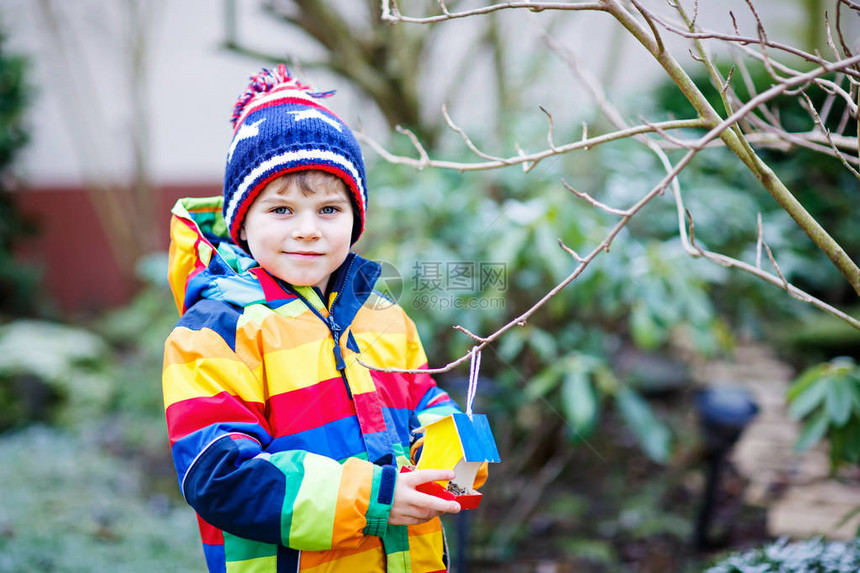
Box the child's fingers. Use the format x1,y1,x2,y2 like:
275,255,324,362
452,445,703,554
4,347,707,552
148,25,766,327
400,471,461,515
401,468,456,485
410,490,461,515
389,468,461,525
395,498,459,523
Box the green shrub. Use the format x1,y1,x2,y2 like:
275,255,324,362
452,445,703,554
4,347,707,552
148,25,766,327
0,425,202,573
0,24,39,316
704,536,860,572
363,135,733,467
0,320,113,429
787,356,860,471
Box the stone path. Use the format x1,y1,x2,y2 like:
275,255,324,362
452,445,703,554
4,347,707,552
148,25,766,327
691,342,860,540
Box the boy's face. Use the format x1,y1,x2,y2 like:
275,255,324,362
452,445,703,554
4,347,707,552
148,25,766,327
240,171,353,294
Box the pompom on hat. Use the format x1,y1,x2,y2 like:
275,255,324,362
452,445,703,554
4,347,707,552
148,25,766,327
223,64,368,246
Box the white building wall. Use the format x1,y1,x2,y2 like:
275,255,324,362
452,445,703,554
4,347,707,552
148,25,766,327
1,0,852,188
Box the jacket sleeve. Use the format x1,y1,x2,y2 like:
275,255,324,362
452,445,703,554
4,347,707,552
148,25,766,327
163,302,396,549
401,316,460,428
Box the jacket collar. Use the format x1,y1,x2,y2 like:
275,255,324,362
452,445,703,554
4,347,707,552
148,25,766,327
267,252,382,328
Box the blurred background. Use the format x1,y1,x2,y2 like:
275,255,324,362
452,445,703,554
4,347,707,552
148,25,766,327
1,1,859,571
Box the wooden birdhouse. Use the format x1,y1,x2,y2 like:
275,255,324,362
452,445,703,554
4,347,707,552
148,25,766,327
411,412,501,509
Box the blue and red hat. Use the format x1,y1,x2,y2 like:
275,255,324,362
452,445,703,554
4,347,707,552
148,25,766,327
223,64,368,245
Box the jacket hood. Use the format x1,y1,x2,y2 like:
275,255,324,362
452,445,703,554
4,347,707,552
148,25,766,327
168,196,267,315
167,196,381,319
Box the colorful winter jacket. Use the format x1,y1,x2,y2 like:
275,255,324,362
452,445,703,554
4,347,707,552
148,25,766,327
163,196,462,573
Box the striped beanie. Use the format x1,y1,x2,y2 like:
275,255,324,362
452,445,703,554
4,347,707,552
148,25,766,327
223,64,368,246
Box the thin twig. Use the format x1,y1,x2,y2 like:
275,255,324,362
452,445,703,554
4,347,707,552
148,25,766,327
835,1,860,82
514,142,536,173
442,104,508,163
395,125,430,169
642,116,699,148
756,213,764,269
453,325,488,343
762,238,790,292
539,106,559,151
720,65,736,97
562,179,630,216
684,209,704,256
630,0,665,55
824,11,842,62
380,1,605,24
558,239,585,262
800,92,860,180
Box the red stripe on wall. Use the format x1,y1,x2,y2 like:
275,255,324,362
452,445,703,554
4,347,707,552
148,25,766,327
12,183,220,314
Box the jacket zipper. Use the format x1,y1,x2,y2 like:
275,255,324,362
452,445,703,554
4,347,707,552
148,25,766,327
287,255,357,399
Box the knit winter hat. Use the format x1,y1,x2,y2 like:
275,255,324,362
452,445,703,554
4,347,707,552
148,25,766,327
223,64,368,246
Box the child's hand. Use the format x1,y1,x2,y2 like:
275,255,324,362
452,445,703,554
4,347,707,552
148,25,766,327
388,469,461,525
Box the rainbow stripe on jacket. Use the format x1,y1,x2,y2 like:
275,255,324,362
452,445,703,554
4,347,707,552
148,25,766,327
163,196,460,572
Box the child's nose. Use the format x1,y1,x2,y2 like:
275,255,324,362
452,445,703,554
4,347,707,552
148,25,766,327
292,213,321,239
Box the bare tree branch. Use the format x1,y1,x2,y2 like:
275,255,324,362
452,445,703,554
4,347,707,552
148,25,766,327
380,0,605,24
636,1,860,80
359,0,860,374
356,118,706,172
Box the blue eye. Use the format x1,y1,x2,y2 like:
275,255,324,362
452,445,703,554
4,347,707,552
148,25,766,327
272,206,290,215
321,206,339,215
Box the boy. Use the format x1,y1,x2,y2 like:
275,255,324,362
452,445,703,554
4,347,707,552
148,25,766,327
163,65,481,573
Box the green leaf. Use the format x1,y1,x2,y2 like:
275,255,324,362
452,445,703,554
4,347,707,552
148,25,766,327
826,377,853,426
593,364,620,395
615,386,671,464
497,329,526,362
787,364,826,402
846,373,860,416
787,376,828,421
834,504,860,531
533,224,572,283
526,327,558,363
630,303,666,351
852,384,860,417
829,426,847,471
525,365,562,402
794,409,830,452
488,223,529,264
838,421,860,465
561,367,598,437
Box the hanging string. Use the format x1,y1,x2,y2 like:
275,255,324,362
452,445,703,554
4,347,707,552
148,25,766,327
466,346,482,417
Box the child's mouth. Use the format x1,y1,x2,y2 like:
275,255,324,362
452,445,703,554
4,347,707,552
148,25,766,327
286,251,324,259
